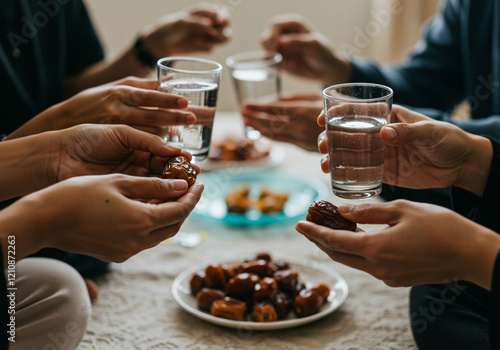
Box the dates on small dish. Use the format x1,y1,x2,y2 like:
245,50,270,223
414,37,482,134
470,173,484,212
189,252,330,322
306,200,356,231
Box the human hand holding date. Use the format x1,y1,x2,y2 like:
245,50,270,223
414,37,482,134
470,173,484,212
296,200,500,290
0,174,204,264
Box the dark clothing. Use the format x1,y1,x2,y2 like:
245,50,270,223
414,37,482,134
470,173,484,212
410,137,500,349
0,0,108,279
1,242,8,350
0,0,104,136
350,0,500,207
351,0,500,138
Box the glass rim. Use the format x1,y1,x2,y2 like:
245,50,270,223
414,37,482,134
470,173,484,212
323,83,394,103
157,56,223,74
225,50,283,69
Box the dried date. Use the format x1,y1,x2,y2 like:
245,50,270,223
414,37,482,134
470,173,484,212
306,200,356,231
161,155,197,187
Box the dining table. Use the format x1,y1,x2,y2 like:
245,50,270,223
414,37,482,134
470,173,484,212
77,111,417,350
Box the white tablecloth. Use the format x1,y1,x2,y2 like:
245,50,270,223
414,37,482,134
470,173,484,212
77,112,417,350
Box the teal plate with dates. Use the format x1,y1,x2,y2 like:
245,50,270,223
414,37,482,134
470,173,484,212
193,169,330,226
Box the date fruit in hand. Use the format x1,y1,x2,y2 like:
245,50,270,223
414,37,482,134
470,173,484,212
161,155,197,187
306,200,356,231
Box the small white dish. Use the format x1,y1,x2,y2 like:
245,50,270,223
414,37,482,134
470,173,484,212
172,258,349,330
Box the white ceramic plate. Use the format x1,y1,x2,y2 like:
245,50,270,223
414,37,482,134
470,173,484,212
172,258,349,330
201,145,285,172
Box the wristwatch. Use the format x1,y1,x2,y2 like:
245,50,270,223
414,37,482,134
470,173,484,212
133,35,158,69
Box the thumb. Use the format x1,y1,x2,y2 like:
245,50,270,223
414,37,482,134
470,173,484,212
381,121,438,147
113,77,158,90
338,202,401,225
117,176,189,201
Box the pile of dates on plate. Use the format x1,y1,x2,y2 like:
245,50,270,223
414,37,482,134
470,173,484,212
190,252,330,322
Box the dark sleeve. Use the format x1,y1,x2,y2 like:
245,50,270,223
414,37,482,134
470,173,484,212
397,105,500,146
490,252,500,350
0,241,8,349
64,0,104,76
350,0,464,112
451,137,500,229
450,138,500,350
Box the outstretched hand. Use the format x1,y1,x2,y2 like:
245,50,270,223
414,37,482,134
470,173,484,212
296,200,500,289
318,105,492,195
54,124,200,182
241,93,324,151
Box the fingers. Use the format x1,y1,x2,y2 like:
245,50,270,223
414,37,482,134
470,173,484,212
125,107,196,127
117,176,190,201
320,155,330,173
262,14,310,50
337,202,403,225
111,125,184,158
279,93,322,102
390,105,431,124
111,77,158,91
317,130,328,153
119,86,188,109
295,220,368,256
148,182,204,230
242,101,284,114
380,121,440,147
317,111,325,127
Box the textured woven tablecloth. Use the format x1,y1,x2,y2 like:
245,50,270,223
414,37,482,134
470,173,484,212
77,112,418,350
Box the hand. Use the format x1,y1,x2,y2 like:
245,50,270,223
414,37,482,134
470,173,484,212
7,77,197,140
1,175,204,263
54,123,200,182
240,93,324,151
317,105,493,196
142,2,231,58
261,14,351,85
296,200,500,290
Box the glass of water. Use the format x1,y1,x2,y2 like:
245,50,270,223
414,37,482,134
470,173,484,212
157,57,223,162
323,83,393,199
226,51,282,140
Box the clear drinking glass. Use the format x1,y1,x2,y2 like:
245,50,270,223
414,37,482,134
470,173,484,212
323,83,393,199
226,51,282,140
158,56,223,162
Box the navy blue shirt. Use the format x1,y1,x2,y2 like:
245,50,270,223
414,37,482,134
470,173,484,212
351,0,500,139
451,137,500,349
0,0,104,136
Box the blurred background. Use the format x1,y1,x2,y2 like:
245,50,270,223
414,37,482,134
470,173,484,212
85,0,439,111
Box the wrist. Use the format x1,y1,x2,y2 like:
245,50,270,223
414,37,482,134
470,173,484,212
321,55,353,87
461,226,500,290
133,34,158,70
457,135,492,196
0,197,48,261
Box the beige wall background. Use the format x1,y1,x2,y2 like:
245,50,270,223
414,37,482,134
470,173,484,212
85,0,439,111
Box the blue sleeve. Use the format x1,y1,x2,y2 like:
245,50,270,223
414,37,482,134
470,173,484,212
407,106,500,140
450,137,500,350
350,0,465,111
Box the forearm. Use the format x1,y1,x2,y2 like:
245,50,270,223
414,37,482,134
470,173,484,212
0,197,47,265
456,134,493,197
64,44,150,97
0,132,59,200
4,103,64,140
462,228,500,291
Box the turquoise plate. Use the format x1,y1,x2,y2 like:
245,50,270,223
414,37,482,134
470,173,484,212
193,169,330,226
